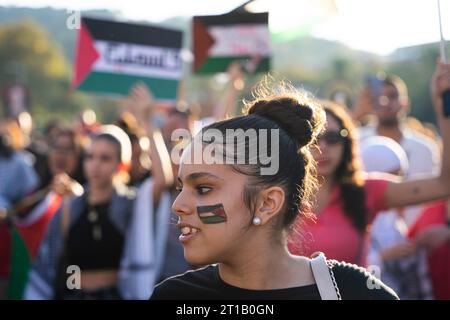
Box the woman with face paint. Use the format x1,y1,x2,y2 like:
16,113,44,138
150,83,399,300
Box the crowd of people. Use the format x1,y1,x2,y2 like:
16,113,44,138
1,59,450,300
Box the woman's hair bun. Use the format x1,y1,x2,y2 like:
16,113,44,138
247,96,321,147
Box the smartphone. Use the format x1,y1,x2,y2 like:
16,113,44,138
444,91,450,117
438,0,450,117
365,76,383,98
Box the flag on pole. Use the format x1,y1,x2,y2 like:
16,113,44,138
193,12,271,74
72,17,183,101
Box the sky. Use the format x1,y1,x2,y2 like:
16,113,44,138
1,0,450,55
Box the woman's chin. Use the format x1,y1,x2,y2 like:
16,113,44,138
184,251,214,268
317,168,332,178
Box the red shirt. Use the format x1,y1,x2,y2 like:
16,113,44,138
408,201,450,300
288,178,389,265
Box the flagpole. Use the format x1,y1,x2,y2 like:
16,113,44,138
437,0,447,63
228,0,254,13
437,0,450,116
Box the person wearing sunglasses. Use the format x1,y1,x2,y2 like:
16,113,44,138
288,61,450,267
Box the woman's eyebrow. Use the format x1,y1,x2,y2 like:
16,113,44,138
184,172,224,183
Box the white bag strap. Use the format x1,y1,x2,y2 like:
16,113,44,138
310,252,340,300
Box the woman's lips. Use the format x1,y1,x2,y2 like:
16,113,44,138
177,222,201,244
317,158,330,166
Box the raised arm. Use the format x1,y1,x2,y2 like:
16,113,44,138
127,83,173,204
352,86,375,122
212,61,245,121
384,61,450,208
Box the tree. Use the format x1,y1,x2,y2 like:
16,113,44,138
0,20,96,127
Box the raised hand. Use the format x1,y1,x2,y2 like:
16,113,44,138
379,240,417,261
353,86,376,120
415,225,450,251
51,173,83,197
129,82,155,123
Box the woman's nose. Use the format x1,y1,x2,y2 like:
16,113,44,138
172,191,193,217
317,140,328,152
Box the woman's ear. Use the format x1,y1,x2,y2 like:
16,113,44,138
254,186,285,225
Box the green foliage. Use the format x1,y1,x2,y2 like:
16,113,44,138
0,20,76,126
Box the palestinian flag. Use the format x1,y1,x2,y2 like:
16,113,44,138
6,193,61,299
197,204,227,224
8,226,31,300
73,17,183,101
193,12,271,74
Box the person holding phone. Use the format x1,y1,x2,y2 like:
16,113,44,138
355,73,441,182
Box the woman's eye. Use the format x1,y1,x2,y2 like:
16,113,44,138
197,186,212,195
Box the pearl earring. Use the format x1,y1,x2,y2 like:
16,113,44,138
252,216,262,226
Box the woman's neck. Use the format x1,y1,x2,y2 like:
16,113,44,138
318,174,335,191
218,238,314,290
88,184,114,204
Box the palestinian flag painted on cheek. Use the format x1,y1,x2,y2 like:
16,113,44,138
193,12,271,74
197,204,227,224
72,17,183,101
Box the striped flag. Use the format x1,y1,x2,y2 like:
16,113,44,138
73,17,183,101
6,193,62,300
193,12,271,74
197,204,228,224
7,226,31,300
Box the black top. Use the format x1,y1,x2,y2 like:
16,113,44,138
66,201,125,270
150,261,399,300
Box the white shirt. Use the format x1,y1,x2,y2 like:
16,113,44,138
358,124,440,178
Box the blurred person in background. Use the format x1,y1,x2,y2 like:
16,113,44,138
408,199,450,299
26,83,173,300
288,61,450,266
0,120,39,299
361,136,433,299
115,112,152,187
13,127,85,258
355,74,441,179
26,124,135,299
